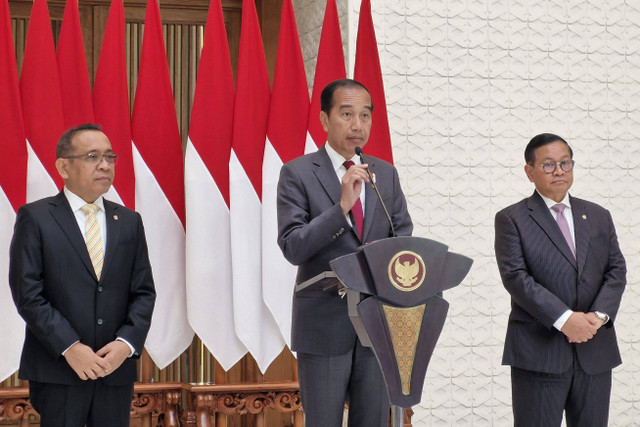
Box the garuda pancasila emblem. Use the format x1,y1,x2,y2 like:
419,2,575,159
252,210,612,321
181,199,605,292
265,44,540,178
387,251,426,292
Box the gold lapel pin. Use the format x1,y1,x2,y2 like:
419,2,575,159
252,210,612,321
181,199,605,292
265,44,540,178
582,215,586,220
113,215,119,221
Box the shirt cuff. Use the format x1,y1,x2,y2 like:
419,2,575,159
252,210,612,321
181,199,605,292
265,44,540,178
116,337,136,358
553,309,573,331
61,340,80,356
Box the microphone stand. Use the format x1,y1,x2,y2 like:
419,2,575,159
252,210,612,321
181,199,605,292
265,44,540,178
356,147,404,427
355,147,396,237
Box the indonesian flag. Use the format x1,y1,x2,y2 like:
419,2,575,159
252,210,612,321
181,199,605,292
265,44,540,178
262,0,308,349
20,0,65,201
93,0,130,207
230,0,284,372
353,0,393,163
131,0,194,368
185,0,246,371
0,0,27,382
57,0,94,128
307,0,345,152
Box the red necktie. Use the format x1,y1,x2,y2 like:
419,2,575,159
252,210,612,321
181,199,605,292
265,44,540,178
343,161,364,240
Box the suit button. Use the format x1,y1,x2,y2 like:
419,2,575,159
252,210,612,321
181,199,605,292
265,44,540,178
98,286,103,292
97,319,103,325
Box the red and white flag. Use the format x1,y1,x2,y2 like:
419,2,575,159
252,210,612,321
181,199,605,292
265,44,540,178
262,0,308,349
131,0,193,368
20,0,65,201
57,0,94,128
353,0,393,163
0,0,27,382
307,0,345,153
230,0,284,372
185,0,246,370
93,0,130,207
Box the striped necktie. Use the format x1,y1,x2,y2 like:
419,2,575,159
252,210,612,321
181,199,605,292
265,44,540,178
81,204,104,280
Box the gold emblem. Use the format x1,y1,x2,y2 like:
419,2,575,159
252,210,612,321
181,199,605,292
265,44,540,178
113,215,119,221
582,215,587,220
388,251,426,292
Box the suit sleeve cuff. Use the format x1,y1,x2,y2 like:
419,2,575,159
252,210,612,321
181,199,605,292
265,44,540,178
116,337,136,358
553,309,573,331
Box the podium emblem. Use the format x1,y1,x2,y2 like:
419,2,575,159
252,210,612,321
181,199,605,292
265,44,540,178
388,251,426,292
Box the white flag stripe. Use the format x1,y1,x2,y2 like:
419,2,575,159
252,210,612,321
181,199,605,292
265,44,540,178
185,139,246,370
304,132,319,155
104,185,124,205
132,143,193,369
230,149,285,372
26,140,57,203
261,139,297,348
0,190,24,382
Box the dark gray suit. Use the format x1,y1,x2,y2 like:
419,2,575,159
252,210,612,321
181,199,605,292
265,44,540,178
495,191,626,426
277,145,412,426
9,192,155,425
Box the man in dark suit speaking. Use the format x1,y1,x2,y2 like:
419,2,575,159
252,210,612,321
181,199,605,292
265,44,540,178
9,124,156,426
494,133,626,426
277,79,413,426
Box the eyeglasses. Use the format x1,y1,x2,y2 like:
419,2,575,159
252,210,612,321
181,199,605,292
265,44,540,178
531,160,575,174
63,153,119,165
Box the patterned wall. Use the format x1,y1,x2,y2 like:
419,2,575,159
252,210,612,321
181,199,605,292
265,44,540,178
294,0,640,425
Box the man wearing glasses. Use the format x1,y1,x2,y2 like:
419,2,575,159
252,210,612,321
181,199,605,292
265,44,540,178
9,124,156,426
494,133,626,426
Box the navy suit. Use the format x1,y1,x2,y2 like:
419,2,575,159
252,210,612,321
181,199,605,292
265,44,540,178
277,146,412,426
9,192,155,424
495,191,626,425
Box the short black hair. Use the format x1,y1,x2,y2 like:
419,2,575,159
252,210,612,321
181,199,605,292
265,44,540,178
524,133,573,164
56,123,104,158
320,79,373,115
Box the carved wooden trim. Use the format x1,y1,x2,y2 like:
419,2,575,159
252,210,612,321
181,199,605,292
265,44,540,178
182,382,302,426
0,388,36,421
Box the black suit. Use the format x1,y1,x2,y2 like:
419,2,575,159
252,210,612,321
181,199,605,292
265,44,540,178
277,146,412,426
495,191,626,426
9,191,155,424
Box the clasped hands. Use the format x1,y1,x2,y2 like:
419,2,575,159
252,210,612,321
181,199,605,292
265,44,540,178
64,341,131,380
561,312,606,344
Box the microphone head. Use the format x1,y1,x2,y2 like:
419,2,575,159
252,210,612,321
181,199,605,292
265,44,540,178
355,146,363,156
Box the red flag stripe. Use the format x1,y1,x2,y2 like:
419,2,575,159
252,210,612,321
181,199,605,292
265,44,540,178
131,0,184,224
20,0,65,190
354,0,393,163
0,0,27,210
308,0,345,148
57,0,94,128
267,0,308,163
93,0,134,208
231,0,270,198
189,0,234,207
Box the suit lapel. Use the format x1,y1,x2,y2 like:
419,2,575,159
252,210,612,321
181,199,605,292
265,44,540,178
101,200,121,283
48,192,97,280
312,145,342,206
570,196,589,277
527,192,577,270
362,157,378,243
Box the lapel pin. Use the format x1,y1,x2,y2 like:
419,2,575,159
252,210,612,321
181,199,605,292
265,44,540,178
582,215,586,220
113,215,119,221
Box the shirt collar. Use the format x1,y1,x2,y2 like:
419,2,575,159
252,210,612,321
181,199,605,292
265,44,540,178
324,142,360,172
537,190,571,211
63,187,105,213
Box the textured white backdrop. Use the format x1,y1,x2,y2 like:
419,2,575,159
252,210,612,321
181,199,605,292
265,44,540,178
294,0,640,425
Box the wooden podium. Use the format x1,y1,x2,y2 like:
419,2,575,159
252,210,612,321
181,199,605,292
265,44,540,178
296,236,472,426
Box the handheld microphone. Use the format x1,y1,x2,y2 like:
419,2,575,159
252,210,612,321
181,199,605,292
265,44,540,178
355,147,396,237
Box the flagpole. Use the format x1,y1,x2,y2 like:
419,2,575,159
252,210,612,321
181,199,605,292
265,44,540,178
391,405,404,427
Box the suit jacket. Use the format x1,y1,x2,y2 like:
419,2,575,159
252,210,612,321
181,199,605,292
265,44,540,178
277,146,413,355
494,191,626,375
9,192,156,386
